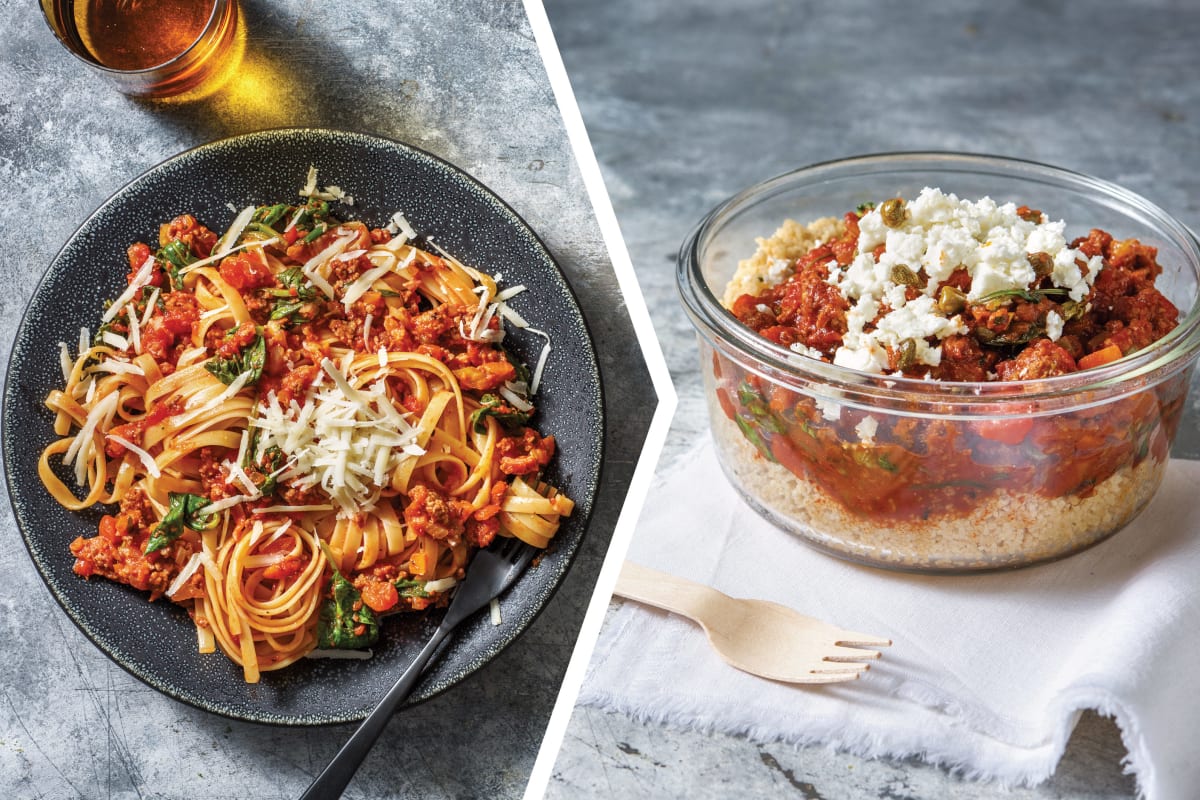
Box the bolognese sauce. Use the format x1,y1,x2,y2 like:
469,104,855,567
715,189,1185,524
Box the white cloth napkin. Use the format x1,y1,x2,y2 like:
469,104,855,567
580,437,1200,800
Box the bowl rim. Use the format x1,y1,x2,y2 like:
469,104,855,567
678,151,1200,414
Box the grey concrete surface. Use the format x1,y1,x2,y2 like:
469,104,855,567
0,2,654,798
543,0,1200,798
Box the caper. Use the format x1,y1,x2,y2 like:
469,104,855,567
1060,300,1086,322
1017,207,1043,224
897,338,918,370
937,285,967,315
1027,251,1054,279
891,263,921,287
879,197,907,228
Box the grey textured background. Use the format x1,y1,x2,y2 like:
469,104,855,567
0,2,654,798
543,0,1200,798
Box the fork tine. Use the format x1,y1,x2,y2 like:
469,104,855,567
834,631,892,649
824,644,884,662
489,534,530,563
809,663,870,676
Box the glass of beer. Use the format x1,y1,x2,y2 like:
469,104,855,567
39,0,241,99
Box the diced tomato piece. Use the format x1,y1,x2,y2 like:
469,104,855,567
360,580,399,613
975,418,1035,446
98,514,122,544
262,557,305,581
219,252,275,290
215,321,259,358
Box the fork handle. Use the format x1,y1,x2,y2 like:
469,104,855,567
299,619,454,800
613,561,721,624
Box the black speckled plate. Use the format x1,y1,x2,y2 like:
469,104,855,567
2,129,603,725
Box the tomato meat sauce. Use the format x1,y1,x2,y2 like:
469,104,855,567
718,196,1185,523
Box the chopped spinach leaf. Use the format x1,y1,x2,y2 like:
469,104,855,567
205,333,265,386
254,203,289,228
316,571,380,649
145,492,217,554
269,299,306,321
277,267,317,300
394,578,429,599
155,240,195,291
302,223,327,244
470,393,531,434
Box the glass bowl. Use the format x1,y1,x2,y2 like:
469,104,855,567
678,153,1200,572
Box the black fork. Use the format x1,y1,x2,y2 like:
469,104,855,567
299,537,537,799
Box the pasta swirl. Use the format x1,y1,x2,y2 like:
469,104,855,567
41,195,572,682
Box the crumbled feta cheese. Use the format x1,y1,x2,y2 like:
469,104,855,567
1045,310,1064,341
815,396,842,421
828,188,1097,374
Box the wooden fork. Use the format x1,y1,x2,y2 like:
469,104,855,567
613,561,891,684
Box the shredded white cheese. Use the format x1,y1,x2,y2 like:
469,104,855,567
64,391,121,485
179,237,280,277
248,358,425,517
59,342,72,383
102,256,155,324
105,434,161,478
197,492,260,516
166,552,205,599
424,577,457,593
213,205,256,259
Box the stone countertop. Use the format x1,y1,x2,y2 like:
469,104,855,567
543,0,1200,798
0,2,653,798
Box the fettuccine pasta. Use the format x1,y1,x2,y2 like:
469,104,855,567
41,181,572,683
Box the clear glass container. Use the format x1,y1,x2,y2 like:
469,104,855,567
678,153,1200,572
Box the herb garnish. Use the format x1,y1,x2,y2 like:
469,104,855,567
316,570,380,649
145,492,217,554
205,333,266,386
470,393,531,434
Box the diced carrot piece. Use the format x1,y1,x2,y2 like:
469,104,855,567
1078,344,1123,370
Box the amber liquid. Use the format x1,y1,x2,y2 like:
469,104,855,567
81,0,216,70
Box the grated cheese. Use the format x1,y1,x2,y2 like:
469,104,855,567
248,358,425,518
127,300,141,353
88,360,144,376
140,289,160,327
101,331,129,351
298,166,356,205
105,434,161,478
525,327,553,394
424,577,457,593
172,370,253,429
198,492,260,515
102,256,155,323
385,211,417,243
341,262,394,309
166,552,204,599
498,384,534,413
64,391,120,485
59,342,72,383
179,237,280,277
213,205,256,259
